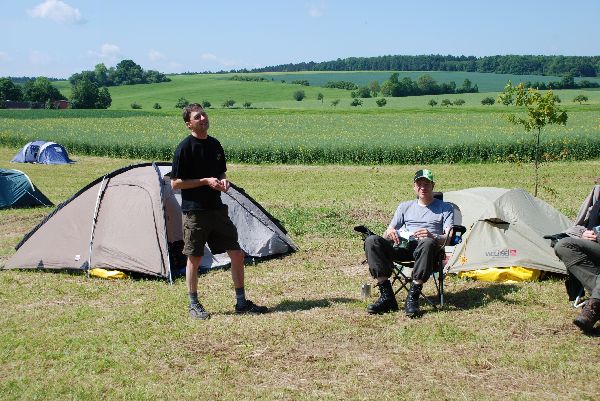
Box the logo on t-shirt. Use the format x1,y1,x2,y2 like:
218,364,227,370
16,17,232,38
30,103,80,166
216,153,222,161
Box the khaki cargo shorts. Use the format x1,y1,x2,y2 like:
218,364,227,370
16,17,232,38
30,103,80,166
182,207,241,256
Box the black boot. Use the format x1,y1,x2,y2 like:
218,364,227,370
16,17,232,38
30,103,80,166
573,297,600,333
367,280,399,314
405,282,423,318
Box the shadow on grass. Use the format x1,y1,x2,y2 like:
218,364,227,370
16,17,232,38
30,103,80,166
272,297,356,312
445,283,521,310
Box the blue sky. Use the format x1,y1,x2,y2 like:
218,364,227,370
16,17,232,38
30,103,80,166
1,0,599,79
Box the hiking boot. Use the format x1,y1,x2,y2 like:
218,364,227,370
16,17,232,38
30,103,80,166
235,300,269,314
367,280,399,314
189,303,211,320
573,297,600,333
405,282,423,318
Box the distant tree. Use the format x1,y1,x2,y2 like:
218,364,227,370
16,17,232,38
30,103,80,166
293,90,305,101
500,82,568,196
350,98,363,107
96,87,112,109
94,63,110,86
111,59,145,85
417,75,439,95
324,81,358,90
0,77,23,101
201,100,211,108
175,97,189,108
352,86,371,98
330,99,340,107
70,77,110,109
130,102,142,109
481,96,496,105
291,80,310,86
369,80,380,97
375,98,387,107
453,98,465,106
222,99,236,108
153,102,162,109
457,78,478,93
441,99,452,107
22,77,65,103
243,101,252,108
317,93,324,103
428,99,438,107
573,94,589,104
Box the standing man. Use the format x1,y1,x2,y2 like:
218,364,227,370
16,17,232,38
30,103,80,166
363,169,454,317
171,103,268,320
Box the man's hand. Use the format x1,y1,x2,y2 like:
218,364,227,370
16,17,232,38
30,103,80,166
384,227,400,244
220,178,230,192
207,177,227,192
413,228,432,240
582,230,598,242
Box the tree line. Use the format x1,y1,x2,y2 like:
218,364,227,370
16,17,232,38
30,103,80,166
1,59,171,109
246,55,600,78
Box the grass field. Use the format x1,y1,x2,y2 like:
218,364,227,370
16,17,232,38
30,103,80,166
1,146,599,400
49,71,600,111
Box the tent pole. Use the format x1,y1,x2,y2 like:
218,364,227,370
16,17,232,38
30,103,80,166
87,176,108,277
153,162,173,284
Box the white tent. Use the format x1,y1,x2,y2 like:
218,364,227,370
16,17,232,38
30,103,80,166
444,187,572,275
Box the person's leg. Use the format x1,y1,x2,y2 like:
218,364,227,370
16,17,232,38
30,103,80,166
183,212,210,320
555,238,600,332
364,235,404,314
227,248,268,314
211,207,268,315
405,237,438,317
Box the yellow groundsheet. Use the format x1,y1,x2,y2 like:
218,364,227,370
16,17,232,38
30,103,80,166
89,268,129,280
458,266,541,282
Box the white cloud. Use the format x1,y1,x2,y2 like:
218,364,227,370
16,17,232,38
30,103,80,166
27,0,84,24
0,51,10,62
201,53,236,68
308,4,324,17
87,43,121,64
201,53,218,61
148,49,166,61
29,50,51,65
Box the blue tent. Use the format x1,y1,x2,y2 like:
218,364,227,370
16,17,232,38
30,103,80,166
11,141,74,164
0,168,53,209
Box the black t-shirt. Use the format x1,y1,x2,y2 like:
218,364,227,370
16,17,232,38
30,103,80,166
171,134,227,212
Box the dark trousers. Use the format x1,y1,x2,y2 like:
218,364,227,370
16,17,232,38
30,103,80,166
554,237,600,299
364,235,438,282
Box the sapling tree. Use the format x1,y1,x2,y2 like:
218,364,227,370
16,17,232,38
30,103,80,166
498,81,568,196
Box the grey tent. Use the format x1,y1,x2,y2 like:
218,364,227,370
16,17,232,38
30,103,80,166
0,168,53,209
444,187,572,275
3,162,297,280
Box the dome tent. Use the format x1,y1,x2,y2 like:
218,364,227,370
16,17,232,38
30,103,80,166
444,187,572,276
0,168,53,209
11,141,74,164
3,162,297,281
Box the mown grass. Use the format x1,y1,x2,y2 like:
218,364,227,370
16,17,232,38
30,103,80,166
1,146,599,400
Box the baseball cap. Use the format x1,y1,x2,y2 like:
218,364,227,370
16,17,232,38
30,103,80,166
413,169,434,182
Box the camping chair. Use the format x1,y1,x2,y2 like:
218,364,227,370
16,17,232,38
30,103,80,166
390,224,466,309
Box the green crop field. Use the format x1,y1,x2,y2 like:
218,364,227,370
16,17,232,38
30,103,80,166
1,98,599,164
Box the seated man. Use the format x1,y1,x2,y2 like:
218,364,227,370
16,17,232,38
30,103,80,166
554,187,600,333
363,169,454,317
